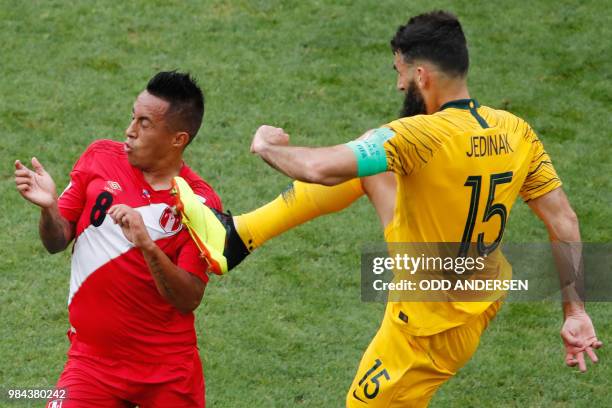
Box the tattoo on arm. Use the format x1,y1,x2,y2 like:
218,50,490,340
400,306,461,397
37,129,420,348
140,243,204,313
39,205,74,253
146,253,175,299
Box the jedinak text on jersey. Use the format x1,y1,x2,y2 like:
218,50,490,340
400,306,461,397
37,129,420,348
466,134,514,157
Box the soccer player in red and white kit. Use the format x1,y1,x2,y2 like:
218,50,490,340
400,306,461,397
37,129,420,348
14,71,220,407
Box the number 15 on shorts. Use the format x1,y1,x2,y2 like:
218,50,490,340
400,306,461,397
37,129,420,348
352,359,391,402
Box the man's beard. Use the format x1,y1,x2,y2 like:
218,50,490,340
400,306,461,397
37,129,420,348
399,80,427,118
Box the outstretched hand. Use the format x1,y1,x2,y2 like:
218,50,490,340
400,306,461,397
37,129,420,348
14,158,57,208
561,311,603,372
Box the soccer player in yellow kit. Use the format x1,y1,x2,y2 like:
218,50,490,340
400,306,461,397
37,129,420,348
244,11,602,407
173,10,602,407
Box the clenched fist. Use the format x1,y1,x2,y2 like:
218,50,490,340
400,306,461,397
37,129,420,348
250,125,290,154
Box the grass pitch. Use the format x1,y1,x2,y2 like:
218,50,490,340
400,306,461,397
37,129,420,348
1,0,610,406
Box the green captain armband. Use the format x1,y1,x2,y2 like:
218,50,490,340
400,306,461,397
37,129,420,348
345,127,395,177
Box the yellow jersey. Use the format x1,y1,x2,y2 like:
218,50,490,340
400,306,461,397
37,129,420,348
380,98,561,335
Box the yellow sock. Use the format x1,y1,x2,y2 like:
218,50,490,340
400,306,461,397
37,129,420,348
235,179,364,251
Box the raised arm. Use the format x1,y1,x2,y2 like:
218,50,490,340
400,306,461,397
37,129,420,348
250,125,359,186
528,187,603,372
14,158,75,253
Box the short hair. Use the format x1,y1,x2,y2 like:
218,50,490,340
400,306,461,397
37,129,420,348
146,71,204,145
390,11,469,77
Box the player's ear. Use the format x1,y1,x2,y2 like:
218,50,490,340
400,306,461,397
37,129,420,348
173,132,190,149
415,66,428,89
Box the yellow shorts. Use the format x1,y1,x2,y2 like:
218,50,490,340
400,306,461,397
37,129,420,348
346,301,501,408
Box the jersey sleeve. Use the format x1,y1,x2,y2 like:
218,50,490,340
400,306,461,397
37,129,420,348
58,145,94,222
382,117,439,176
519,129,562,201
344,117,438,178
176,230,209,283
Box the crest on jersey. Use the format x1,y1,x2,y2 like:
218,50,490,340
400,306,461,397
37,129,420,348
159,206,182,233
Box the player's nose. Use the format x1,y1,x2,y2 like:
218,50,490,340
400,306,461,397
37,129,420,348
125,119,137,139
397,80,405,92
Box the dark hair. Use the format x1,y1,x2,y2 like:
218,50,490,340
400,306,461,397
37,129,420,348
146,71,205,145
390,11,469,77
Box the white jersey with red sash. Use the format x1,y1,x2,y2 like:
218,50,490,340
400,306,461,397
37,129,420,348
58,139,221,362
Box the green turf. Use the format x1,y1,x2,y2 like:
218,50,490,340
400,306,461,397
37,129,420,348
1,0,610,406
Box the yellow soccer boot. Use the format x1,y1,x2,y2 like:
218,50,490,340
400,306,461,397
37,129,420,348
171,177,229,275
